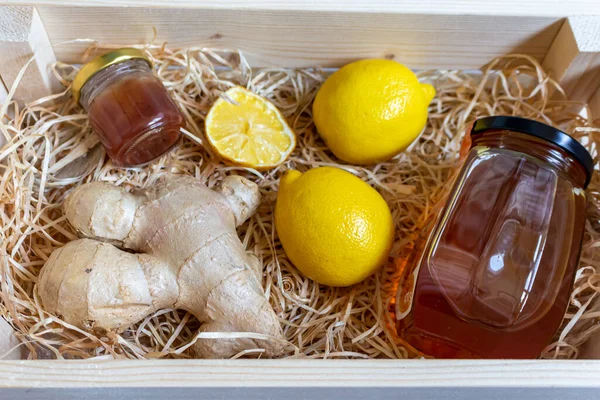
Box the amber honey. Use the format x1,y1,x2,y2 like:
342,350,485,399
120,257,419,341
397,117,593,359
75,50,185,167
86,71,184,166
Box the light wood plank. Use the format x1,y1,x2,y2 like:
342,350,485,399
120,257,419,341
3,0,600,16
0,6,60,103
33,6,564,69
542,16,600,104
0,359,599,388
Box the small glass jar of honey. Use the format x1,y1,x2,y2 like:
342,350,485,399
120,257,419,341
72,48,185,167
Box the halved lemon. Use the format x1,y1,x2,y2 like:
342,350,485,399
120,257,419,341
205,86,296,169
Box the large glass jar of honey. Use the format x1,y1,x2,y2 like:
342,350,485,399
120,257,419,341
72,48,185,167
397,116,594,359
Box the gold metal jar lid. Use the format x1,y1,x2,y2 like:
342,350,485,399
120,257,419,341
71,48,152,103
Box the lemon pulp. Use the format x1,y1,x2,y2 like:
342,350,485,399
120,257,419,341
206,87,296,169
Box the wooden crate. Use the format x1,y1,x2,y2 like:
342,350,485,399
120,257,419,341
0,1,599,399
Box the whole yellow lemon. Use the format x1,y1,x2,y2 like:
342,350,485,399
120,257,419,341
313,59,435,164
275,167,395,287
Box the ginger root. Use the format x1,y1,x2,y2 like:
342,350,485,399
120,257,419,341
37,176,284,358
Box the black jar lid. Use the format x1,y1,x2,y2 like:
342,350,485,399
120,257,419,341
471,116,595,188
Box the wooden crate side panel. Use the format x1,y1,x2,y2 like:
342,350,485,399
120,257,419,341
542,16,600,105
4,0,600,16
0,6,60,104
34,6,563,69
0,359,600,388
